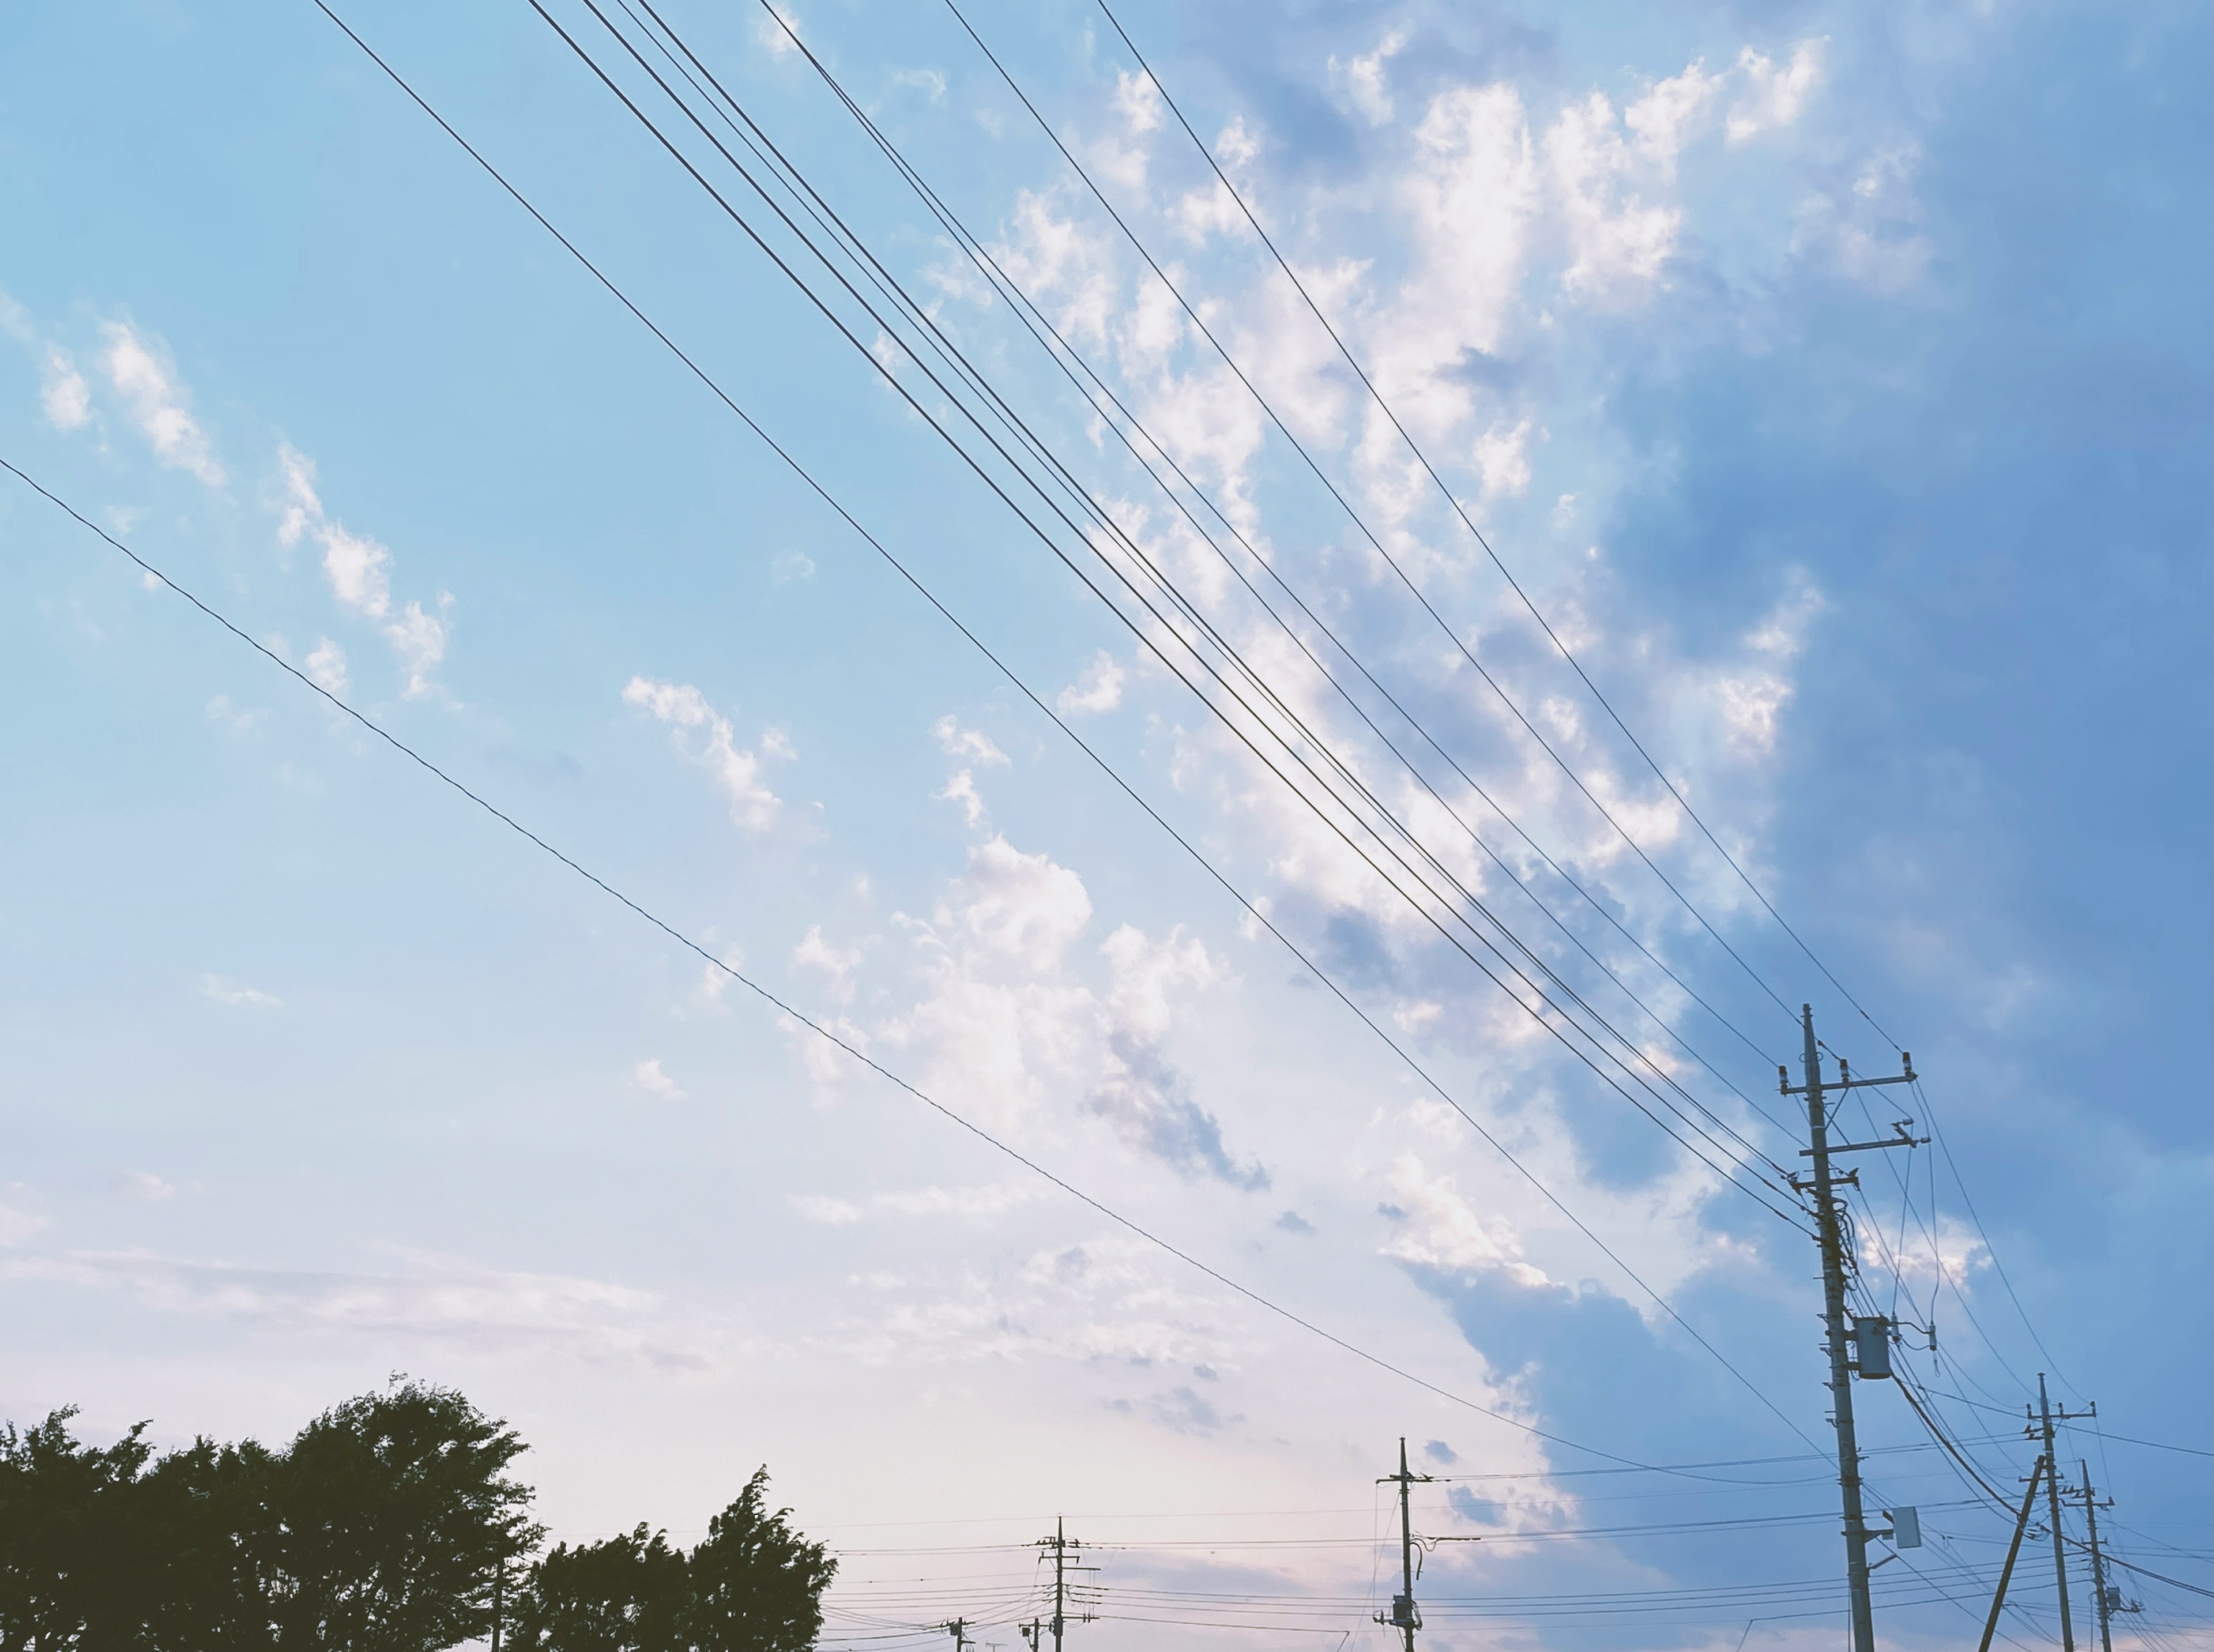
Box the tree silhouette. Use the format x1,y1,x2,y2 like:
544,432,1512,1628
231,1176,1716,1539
509,1525,687,1652
681,1470,835,1652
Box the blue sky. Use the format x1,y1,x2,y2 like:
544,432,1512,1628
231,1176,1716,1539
2,1,2207,1648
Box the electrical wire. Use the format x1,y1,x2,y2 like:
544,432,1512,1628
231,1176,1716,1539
1089,0,1906,1057
6,448,1827,1487
295,0,1842,1477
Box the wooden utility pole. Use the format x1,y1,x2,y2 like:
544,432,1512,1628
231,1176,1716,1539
1781,1008,1921,1652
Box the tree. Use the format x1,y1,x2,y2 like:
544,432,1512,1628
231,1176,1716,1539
681,1471,835,1652
0,1407,153,1652
509,1526,687,1652
261,1379,541,1652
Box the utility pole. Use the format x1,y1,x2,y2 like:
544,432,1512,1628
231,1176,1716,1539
1037,1518,1093,1651
2076,1461,2115,1652
1374,1436,1434,1651
2028,1376,2096,1652
490,1558,505,1652
942,1618,971,1651
1019,1620,1043,1652
1780,1007,1922,1652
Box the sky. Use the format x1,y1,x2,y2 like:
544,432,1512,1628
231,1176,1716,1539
1,1,2208,1649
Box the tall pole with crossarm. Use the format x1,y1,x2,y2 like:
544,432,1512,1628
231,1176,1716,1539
1782,1007,1922,1652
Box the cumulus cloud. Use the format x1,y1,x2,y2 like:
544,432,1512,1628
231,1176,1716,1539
1380,1155,1550,1286
99,320,223,484
1727,40,1826,144
39,345,91,431
622,676,790,832
305,637,349,699
933,716,1010,766
790,925,862,1003
631,1058,685,1101
1329,28,1406,127
1057,652,1127,715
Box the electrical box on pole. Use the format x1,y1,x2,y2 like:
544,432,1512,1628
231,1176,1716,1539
1854,1316,1893,1379
1887,1506,1921,1549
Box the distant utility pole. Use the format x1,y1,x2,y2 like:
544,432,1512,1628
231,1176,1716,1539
2029,1375,2098,1652
1018,1619,1043,1651
1374,1437,1434,1651
1037,1517,1093,1651
2074,1461,2117,1652
1780,1006,1922,1652
490,1558,506,1652
941,1617,971,1651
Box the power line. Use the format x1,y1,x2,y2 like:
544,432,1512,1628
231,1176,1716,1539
0,447,1757,1485
1088,0,1906,1058
937,0,1810,1036
539,0,1807,1227
727,0,1798,1146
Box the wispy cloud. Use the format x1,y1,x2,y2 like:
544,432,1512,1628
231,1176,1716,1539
99,319,223,484
202,974,281,1009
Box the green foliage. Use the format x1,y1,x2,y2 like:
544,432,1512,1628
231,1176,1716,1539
0,1392,833,1652
0,1380,540,1652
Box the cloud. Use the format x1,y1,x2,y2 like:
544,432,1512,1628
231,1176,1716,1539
938,770,986,826
1727,40,1826,144
305,637,349,699
1379,1154,1549,1286
891,67,946,103
0,1197,45,1247
1273,1210,1315,1236
622,676,789,832
39,345,90,431
789,1183,1040,1225
932,715,1010,766
99,320,223,484
202,974,281,1009
790,924,861,1003
1056,652,1126,715
204,694,265,736
1472,419,1534,501
1328,28,1406,127
770,547,815,585
1,1245,732,1371
113,1171,176,1203
277,443,451,697
631,1058,685,1101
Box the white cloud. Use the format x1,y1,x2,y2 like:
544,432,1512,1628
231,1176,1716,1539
1727,40,1826,144
937,836,1094,974
632,1058,685,1101
278,443,452,698
891,67,947,103
933,715,1010,766
1625,60,1720,172
1547,92,1682,296
790,925,862,1004
939,769,987,826
1056,652,1127,716
39,344,90,431
1380,1154,1550,1286
0,1197,45,1247
771,547,816,585
2,1245,729,1371
202,974,281,1009
113,1171,176,1202
622,676,789,833
305,637,349,699
1472,419,1534,501
99,320,223,484
204,694,265,735
1329,28,1406,127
